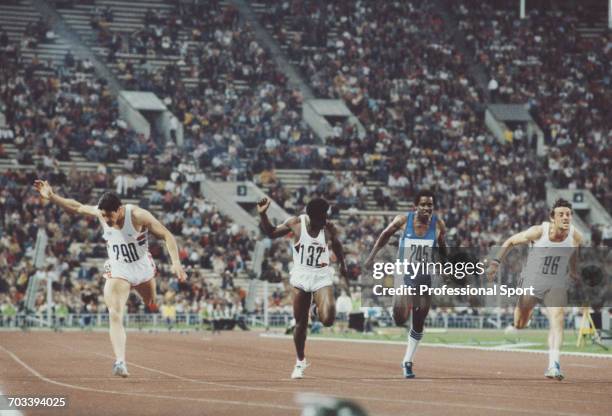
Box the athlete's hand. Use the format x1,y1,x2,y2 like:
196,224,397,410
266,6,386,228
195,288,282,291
486,259,499,283
172,263,187,282
257,197,271,214
33,179,54,200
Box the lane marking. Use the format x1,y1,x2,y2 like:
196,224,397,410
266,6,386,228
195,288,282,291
0,345,299,412
49,337,612,404
260,334,612,359
21,338,607,416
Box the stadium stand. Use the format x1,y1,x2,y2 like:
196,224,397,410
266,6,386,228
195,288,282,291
0,0,609,327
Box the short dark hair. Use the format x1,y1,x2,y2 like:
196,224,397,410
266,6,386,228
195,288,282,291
306,197,329,222
550,198,572,217
97,192,122,212
414,189,435,206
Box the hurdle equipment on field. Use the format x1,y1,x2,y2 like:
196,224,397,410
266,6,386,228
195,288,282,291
576,307,605,349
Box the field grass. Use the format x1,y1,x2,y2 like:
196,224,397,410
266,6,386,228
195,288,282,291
310,328,612,354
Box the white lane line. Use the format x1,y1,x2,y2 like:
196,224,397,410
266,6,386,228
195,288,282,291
0,345,299,412
35,339,604,416
566,364,600,369
260,334,612,359
490,342,541,349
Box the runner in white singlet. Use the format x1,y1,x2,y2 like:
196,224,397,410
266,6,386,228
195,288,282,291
488,199,582,381
257,197,349,380
34,180,187,378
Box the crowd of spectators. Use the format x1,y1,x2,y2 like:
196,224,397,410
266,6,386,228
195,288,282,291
1,0,610,323
0,158,256,317
0,15,260,318
453,0,611,210
83,0,319,183
255,0,550,248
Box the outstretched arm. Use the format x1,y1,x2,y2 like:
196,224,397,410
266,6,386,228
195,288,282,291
134,207,187,282
257,197,295,239
33,179,98,216
487,225,543,282
364,215,406,270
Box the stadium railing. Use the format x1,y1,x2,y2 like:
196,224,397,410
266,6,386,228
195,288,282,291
0,313,572,331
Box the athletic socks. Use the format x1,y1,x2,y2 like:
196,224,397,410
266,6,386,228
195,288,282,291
296,358,306,366
403,329,423,363
548,349,560,368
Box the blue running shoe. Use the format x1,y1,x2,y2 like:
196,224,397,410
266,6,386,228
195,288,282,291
402,362,415,379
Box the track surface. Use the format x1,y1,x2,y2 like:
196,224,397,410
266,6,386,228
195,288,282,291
0,331,611,416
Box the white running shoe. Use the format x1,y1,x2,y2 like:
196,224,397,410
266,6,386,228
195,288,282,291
291,360,309,379
112,361,130,378
544,362,564,381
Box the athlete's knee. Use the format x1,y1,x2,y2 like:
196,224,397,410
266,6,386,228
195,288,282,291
108,307,124,324
316,303,335,327
548,308,565,325
393,308,408,326
294,317,309,330
411,319,425,333
514,312,530,329
514,320,527,329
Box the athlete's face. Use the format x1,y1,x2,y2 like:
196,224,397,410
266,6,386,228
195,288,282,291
101,208,121,227
310,214,326,229
551,207,572,231
416,196,434,221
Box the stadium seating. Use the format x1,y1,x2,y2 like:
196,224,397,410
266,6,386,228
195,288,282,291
0,0,609,321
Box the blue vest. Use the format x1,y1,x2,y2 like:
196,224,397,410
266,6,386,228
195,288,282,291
398,212,437,277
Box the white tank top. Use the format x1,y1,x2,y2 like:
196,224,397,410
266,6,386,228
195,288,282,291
523,222,576,279
291,215,331,274
101,204,150,264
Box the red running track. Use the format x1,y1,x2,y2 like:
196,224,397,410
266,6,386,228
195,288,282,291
0,331,611,416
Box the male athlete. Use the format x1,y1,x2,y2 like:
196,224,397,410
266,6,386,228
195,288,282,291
487,198,582,380
364,189,447,378
34,180,187,377
257,197,349,379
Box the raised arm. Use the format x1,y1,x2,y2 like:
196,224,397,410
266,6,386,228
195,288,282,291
133,207,187,282
33,179,99,216
326,221,349,288
487,225,543,282
364,214,406,270
257,197,296,239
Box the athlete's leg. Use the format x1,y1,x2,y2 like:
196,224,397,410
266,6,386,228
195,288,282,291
544,288,567,373
392,294,411,326
292,287,312,361
514,295,539,329
134,278,157,310
103,278,131,363
312,285,335,327
411,294,431,333
403,294,430,365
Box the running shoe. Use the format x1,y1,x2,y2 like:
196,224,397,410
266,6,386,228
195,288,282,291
291,360,309,379
402,361,415,379
544,362,564,381
112,361,130,378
